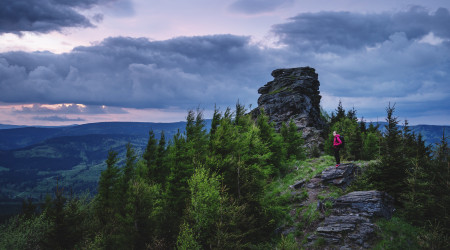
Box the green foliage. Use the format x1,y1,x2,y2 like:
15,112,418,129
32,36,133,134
185,167,221,247
361,131,381,160
125,178,163,249
256,108,286,175
374,217,423,250
0,213,51,249
0,103,310,249
281,119,306,161
302,203,321,226
96,150,120,223
326,117,362,160
143,129,158,176
367,104,409,200
176,222,201,250
276,234,297,250
330,100,346,125
346,161,379,192
326,101,381,161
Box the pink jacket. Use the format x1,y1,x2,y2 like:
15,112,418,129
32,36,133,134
333,134,342,147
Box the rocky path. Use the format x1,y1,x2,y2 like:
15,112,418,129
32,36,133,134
284,163,395,249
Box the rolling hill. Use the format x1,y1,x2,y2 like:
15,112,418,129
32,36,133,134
0,122,192,220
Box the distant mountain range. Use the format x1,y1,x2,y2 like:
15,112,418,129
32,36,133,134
0,122,194,220
366,122,449,146
0,121,447,220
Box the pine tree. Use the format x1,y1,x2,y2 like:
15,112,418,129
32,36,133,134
256,108,285,174
429,130,450,234
125,178,163,249
184,167,221,247
164,130,191,243
185,109,208,167
144,130,158,181
96,150,120,223
122,143,137,192
401,120,417,160
359,117,367,134
362,131,380,160
210,105,222,143
281,119,305,161
373,104,409,200
346,107,357,122
155,130,168,185
330,100,346,125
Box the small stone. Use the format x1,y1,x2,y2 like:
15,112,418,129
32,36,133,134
290,179,306,189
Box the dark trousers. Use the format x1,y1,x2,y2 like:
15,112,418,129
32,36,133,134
334,147,340,164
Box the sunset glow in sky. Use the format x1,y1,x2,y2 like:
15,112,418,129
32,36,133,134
1,0,449,126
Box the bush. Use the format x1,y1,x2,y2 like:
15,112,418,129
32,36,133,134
374,217,422,250
0,213,51,249
276,233,297,250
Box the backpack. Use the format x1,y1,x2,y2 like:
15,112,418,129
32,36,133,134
339,135,345,148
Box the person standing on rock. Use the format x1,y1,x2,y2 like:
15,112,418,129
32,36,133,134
333,131,342,167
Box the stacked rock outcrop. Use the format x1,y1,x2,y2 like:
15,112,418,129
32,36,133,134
250,67,326,151
320,163,361,189
283,163,395,249
308,190,395,249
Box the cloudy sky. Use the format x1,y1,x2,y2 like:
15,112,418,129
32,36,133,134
1,0,449,126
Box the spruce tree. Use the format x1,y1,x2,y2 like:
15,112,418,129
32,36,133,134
256,108,285,174
183,167,221,247
96,150,120,223
374,104,409,200
144,130,158,181
430,130,450,234
155,130,168,185
210,105,222,143
281,119,305,161
330,100,346,125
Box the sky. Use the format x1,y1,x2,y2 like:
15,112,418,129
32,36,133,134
0,0,449,126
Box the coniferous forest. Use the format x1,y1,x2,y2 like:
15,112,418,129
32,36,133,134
0,102,449,249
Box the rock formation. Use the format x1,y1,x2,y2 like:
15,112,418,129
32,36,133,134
319,163,361,189
281,163,395,249
308,190,395,249
250,67,326,151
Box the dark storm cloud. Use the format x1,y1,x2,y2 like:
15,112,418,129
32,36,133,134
267,6,450,123
229,0,294,14
0,0,128,34
1,6,449,124
272,6,450,51
0,35,271,109
32,115,85,122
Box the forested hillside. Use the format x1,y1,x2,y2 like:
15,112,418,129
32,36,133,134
0,103,448,249
0,122,194,220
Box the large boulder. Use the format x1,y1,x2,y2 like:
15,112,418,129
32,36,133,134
308,190,395,248
320,163,361,189
250,67,326,151
332,190,395,219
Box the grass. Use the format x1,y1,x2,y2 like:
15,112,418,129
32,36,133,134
317,185,344,200
262,156,335,227
374,217,450,250
374,217,422,250
302,203,321,226
276,234,297,250
268,87,292,95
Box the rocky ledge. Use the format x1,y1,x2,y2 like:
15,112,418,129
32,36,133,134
308,190,394,249
319,163,361,189
284,163,395,249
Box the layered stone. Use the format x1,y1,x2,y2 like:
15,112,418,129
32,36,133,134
250,67,326,151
